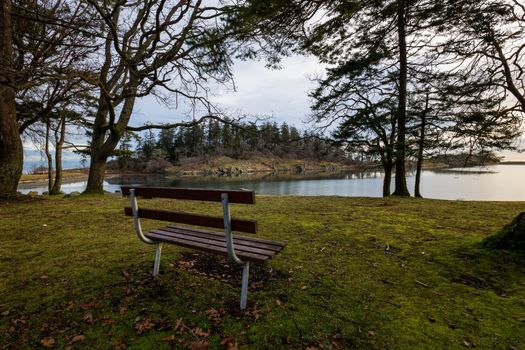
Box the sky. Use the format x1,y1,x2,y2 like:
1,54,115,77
23,53,525,171
131,55,326,128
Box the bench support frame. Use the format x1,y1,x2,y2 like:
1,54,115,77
241,261,250,310
131,189,163,277
153,243,162,277
221,193,250,310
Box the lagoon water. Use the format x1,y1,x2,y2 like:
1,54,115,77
17,164,525,201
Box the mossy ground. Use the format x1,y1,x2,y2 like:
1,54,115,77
1,195,524,349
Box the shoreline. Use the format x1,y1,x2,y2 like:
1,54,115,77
19,161,516,187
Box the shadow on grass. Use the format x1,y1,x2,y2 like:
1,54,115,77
448,242,525,296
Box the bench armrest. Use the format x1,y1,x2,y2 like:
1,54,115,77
221,193,244,265
130,189,155,244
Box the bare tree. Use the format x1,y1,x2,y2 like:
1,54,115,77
80,0,243,193
0,0,96,198
439,0,525,112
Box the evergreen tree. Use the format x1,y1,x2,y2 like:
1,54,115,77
139,130,157,159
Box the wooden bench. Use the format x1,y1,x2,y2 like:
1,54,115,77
121,186,285,310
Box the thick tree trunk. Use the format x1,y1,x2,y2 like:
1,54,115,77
382,157,393,197
0,0,23,198
84,82,137,194
392,0,410,197
85,152,109,194
50,115,65,195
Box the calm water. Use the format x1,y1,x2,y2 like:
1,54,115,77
17,164,525,201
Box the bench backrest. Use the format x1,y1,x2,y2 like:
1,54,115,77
121,186,255,204
122,186,257,234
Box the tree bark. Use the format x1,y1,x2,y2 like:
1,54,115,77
392,0,410,197
50,114,65,195
0,0,23,198
45,120,53,193
382,154,393,197
414,116,426,198
84,78,137,194
414,95,428,198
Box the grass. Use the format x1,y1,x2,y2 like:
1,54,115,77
1,194,525,349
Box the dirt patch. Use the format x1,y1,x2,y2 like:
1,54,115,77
172,252,290,291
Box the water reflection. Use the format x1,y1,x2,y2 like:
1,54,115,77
17,165,525,201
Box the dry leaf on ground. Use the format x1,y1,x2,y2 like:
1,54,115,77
191,340,209,350
40,337,56,348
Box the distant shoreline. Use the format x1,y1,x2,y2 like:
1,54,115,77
18,161,525,187
499,161,525,165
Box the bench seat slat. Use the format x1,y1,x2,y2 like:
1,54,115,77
146,230,271,263
153,227,281,256
149,230,275,258
165,225,285,251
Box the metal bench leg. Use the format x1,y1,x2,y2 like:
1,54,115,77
153,243,162,277
240,262,250,310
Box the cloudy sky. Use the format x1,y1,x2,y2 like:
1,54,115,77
24,53,525,171
131,55,325,128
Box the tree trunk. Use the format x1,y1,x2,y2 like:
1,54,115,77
414,95,428,198
50,114,65,195
84,83,137,194
392,0,410,197
382,157,393,197
414,117,425,198
0,0,23,198
45,120,53,193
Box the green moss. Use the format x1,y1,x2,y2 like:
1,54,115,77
1,195,525,349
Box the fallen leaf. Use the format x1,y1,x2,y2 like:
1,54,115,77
70,335,85,344
102,316,114,326
134,317,155,335
191,340,209,350
252,305,261,320
173,318,184,332
78,301,99,310
220,336,237,350
40,337,56,348
64,301,74,311
83,312,93,324
1,310,9,316
463,340,473,348
193,327,210,337
119,306,127,315
275,299,282,306
367,330,375,337
161,335,176,342
332,335,343,349
122,270,130,278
